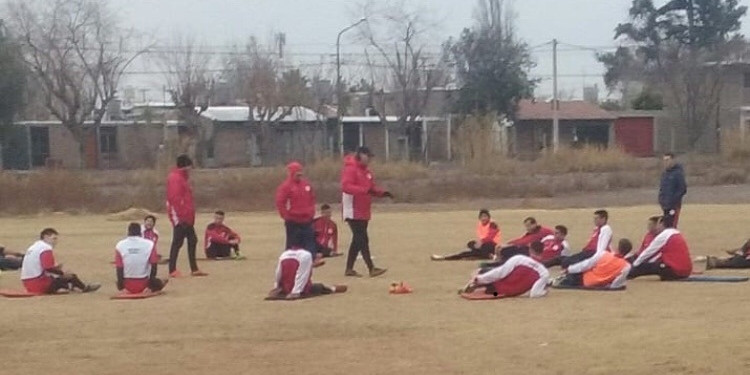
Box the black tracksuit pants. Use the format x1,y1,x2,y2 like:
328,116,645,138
169,223,198,273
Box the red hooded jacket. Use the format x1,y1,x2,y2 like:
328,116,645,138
166,168,195,226
204,223,241,251
341,155,385,221
275,162,316,224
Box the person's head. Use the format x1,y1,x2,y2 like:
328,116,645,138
127,222,142,237
287,161,303,181
662,152,676,170
213,210,225,225
594,210,609,227
144,215,156,230
554,225,568,241
529,241,544,256
355,146,373,166
478,209,491,225
647,216,660,233
655,216,669,232
617,238,633,256
176,154,193,170
523,217,539,233
40,228,59,246
320,204,332,218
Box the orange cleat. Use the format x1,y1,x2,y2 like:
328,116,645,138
389,281,413,294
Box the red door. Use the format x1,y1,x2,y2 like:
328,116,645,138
615,117,654,157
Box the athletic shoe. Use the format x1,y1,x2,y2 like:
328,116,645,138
430,254,445,261
82,283,101,293
332,285,348,293
705,256,718,270
191,270,208,277
329,252,343,257
369,267,387,278
169,270,183,278
345,270,363,277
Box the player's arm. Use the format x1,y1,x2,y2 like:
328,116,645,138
115,251,125,291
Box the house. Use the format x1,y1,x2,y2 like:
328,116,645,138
341,115,449,162
511,99,616,159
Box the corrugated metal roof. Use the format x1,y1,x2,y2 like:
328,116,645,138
517,99,617,121
200,106,325,123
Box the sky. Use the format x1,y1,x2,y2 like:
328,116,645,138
106,0,750,102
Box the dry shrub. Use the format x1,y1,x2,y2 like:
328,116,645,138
0,170,101,214
535,146,639,173
721,129,750,163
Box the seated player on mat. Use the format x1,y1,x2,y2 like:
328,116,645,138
505,217,555,248
624,216,659,261
530,225,571,266
21,228,100,294
553,238,632,289
431,209,501,261
0,245,24,271
461,244,549,298
704,239,750,270
115,223,168,294
628,216,692,280
312,204,340,258
267,247,347,300
204,211,243,259
545,210,613,268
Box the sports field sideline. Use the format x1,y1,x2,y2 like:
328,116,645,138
1,204,750,375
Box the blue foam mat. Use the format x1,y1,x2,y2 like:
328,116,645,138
675,275,749,283
551,285,626,291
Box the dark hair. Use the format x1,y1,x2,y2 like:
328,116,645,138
40,228,58,239
128,223,142,236
617,238,633,255
594,210,609,221
554,225,568,236
659,215,675,228
144,215,157,223
321,204,331,210
176,154,193,168
215,210,225,216
523,217,537,225
648,216,660,224
478,209,491,218
663,152,675,159
529,241,544,254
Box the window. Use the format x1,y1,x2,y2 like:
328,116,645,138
29,127,50,167
744,72,750,88
99,127,118,154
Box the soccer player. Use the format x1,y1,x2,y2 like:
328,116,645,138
0,246,24,271
20,228,100,294
704,239,750,269
431,209,501,261
275,161,320,264
533,225,571,265
506,217,555,247
625,216,659,261
312,204,340,258
204,211,243,259
341,147,391,277
461,244,549,298
628,216,693,280
553,238,632,289
267,247,347,300
166,155,207,278
142,215,165,263
115,223,167,294
546,210,613,268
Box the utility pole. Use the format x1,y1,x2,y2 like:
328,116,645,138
336,18,367,155
552,38,559,153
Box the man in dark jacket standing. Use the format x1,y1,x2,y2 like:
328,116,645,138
659,153,687,228
275,161,321,265
166,155,207,278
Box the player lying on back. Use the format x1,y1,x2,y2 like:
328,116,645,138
460,244,549,298
115,223,168,294
267,247,347,300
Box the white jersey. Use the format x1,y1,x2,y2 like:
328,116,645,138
21,240,54,280
115,236,156,279
274,249,313,295
476,255,550,298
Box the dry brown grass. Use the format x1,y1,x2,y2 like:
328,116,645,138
0,205,748,375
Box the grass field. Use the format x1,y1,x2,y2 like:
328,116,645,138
1,204,750,375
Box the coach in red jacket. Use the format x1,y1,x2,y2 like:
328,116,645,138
166,155,207,278
341,147,390,278
275,161,319,261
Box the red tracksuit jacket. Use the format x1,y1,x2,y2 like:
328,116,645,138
275,162,316,224
204,223,241,251
166,168,195,227
341,155,384,221
312,216,338,252
508,226,555,247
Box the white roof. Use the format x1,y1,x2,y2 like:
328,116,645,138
342,115,443,123
200,106,325,123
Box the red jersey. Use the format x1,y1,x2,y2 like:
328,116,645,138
141,226,159,253
341,155,385,221
275,162,316,224
508,226,555,247
312,216,338,252
633,229,692,277
583,225,612,252
637,231,657,256
204,223,241,250
166,168,195,226
533,235,571,262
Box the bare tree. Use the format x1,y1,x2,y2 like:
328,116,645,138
356,0,449,161
156,35,214,165
5,0,148,167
